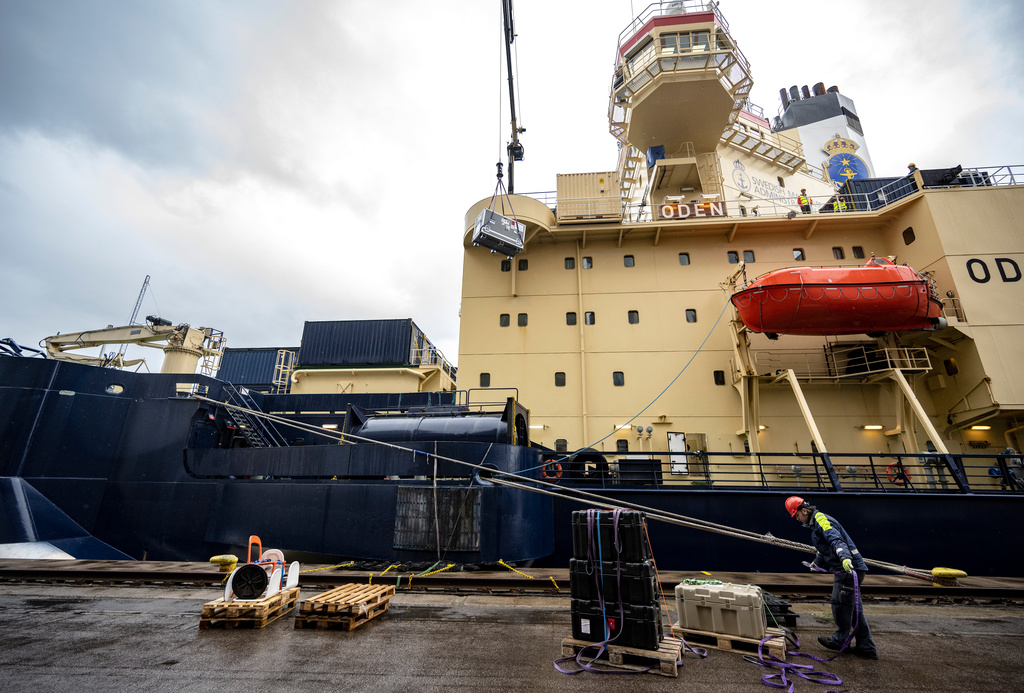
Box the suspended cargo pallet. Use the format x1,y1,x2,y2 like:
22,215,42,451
560,636,683,677
199,586,300,629
294,583,395,631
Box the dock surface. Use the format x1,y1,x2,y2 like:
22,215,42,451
1,561,1022,692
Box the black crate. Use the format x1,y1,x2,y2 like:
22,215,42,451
570,598,663,651
569,558,660,607
572,509,651,563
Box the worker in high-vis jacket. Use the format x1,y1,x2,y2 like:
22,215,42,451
786,496,878,659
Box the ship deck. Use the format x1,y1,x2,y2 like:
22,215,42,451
1,560,1021,691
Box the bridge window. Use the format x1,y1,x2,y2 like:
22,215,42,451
628,310,639,324
555,372,566,387
660,30,711,54
679,252,690,265
499,313,510,327
613,371,625,387
566,312,577,326
480,373,490,387
565,257,575,270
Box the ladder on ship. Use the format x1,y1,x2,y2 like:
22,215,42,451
223,384,287,448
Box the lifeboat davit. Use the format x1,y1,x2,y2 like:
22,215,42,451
730,257,947,336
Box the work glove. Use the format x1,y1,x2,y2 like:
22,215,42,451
842,558,853,574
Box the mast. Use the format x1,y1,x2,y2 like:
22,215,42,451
501,0,524,193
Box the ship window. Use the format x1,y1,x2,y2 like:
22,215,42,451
678,252,690,265
716,32,733,50
616,439,629,453
499,313,510,327
518,259,528,271
743,250,755,263
566,312,577,325
833,247,845,260
793,248,805,261
583,256,593,269
555,372,566,387
903,227,916,245
727,251,739,264
660,30,711,54
565,257,575,270
105,384,124,394
945,358,959,376
613,371,625,387
555,439,568,453
628,310,639,324
686,309,697,323
778,177,785,188
585,312,596,325
501,260,511,272
852,246,865,259
480,373,491,387
624,255,635,267
518,313,528,327
714,370,726,386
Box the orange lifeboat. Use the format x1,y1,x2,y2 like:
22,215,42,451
730,257,946,337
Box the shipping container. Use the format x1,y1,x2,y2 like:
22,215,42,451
298,319,428,369
217,347,297,390
556,172,622,223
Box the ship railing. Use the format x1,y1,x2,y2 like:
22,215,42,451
941,296,966,322
561,450,1022,494
222,383,288,448
751,345,932,381
616,2,731,51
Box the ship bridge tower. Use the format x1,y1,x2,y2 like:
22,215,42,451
609,2,752,207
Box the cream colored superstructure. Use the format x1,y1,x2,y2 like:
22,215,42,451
457,2,1024,486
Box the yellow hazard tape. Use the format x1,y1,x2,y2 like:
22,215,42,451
300,561,354,574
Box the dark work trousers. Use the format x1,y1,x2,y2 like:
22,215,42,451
829,569,876,653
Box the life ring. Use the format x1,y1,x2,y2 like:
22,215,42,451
886,463,912,486
541,460,563,481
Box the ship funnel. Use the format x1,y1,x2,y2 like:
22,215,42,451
780,88,791,109
827,85,839,94
800,85,811,99
789,85,800,102
812,82,826,96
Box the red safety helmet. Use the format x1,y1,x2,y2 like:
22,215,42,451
785,496,806,517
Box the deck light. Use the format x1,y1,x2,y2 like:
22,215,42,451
861,425,883,430
970,425,992,431
322,423,338,430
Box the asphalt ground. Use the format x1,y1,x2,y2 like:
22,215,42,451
1,580,1022,692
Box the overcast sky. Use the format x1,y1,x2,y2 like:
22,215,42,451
2,0,1022,370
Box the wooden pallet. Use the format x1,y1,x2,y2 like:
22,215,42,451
560,636,684,677
199,586,300,630
670,624,788,661
294,583,395,631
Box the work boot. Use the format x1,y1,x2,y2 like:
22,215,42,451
817,635,842,651
851,647,879,659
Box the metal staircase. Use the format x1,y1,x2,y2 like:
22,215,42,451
223,384,286,448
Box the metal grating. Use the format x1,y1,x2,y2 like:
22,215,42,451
393,487,481,552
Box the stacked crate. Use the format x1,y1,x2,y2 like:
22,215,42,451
568,509,663,650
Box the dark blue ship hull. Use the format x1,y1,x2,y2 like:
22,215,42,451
2,357,1022,576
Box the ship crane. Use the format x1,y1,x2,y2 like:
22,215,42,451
43,316,225,375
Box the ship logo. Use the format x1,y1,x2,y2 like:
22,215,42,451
731,159,751,191
822,134,870,184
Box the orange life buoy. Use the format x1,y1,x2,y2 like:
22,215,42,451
886,463,912,486
541,460,563,480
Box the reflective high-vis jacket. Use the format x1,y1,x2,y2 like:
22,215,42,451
805,511,868,572
833,199,847,211
797,194,811,206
